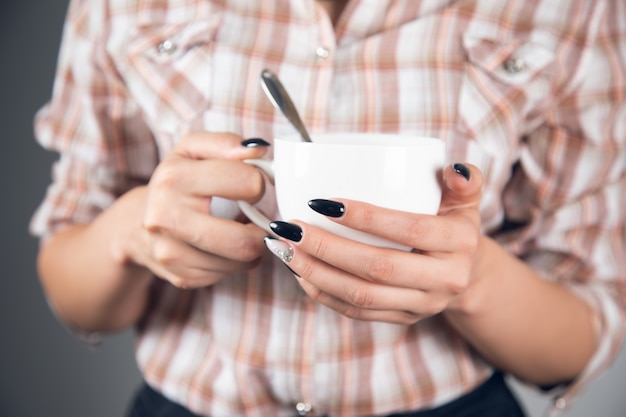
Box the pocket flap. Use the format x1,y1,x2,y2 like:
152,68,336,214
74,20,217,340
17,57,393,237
119,16,222,130
462,34,555,85
129,17,221,63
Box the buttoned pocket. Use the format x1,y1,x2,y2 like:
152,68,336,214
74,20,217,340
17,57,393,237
117,16,221,134
455,33,559,198
462,35,556,86
458,33,557,143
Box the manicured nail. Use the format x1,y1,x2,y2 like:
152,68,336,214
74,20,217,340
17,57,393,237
264,236,294,264
453,163,471,181
241,137,270,147
269,221,303,242
308,199,345,218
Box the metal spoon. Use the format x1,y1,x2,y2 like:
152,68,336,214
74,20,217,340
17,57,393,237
260,69,313,143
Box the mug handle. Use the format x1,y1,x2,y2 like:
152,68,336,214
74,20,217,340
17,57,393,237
237,159,277,236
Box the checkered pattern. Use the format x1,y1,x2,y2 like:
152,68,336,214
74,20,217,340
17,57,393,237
31,1,626,416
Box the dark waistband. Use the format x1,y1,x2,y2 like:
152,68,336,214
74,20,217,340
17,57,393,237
387,372,526,417
128,371,526,417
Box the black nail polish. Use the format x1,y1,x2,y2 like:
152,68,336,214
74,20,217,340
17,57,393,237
269,221,303,242
453,163,471,181
241,138,270,147
308,199,345,218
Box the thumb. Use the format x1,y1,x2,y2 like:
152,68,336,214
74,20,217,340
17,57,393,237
174,131,271,160
438,163,483,216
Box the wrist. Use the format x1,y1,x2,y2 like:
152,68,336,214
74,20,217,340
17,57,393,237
105,186,150,268
446,235,497,316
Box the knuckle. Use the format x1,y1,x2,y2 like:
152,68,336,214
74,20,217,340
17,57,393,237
356,206,376,231
434,221,454,246
232,235,263,262
142,216,160,233
169,276,188,289
448,273,470,295
186,228,206,250
143,204,182,234
152,241,177,266
448,261,472,292
363,255,395,282
310,235,329,260
239,165,266,201
447,281,465,296
338,304,365,321
302,281,322,300
398,312,421,325
152,161,183,190
142,206,164,232
345,286,375,309
456,221,479,251
421,300,445,318
165,208,188,236
404,218,430,244
430,297,451,315
298,260,315,281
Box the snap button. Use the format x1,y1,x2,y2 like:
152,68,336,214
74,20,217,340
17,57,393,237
555,397,567,409
296,402,313,415
315,46,330,59
503,57,525,73
157,39,177,55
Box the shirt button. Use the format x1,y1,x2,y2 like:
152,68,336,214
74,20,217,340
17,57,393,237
157,39,177,55
503,57,525,73
555,397,567,409
315,46,330,59
296,402,312,415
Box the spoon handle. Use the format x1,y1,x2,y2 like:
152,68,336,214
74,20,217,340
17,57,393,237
260,69,313,143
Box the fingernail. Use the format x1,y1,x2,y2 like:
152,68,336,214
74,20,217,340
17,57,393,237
269,221,303,242
241,137,270,147
453,163,471,181
264,236,294,264
308,199,345,218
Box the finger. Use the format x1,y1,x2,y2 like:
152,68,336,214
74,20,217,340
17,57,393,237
277,221,446,289
304,199,475,253
149,233,262,275
438,163,483,216
145,236,260,289
151,157,266,202
296,278,422,324
274,236,433,312
174,131,270,160
265,231,457,322
144,204,267,261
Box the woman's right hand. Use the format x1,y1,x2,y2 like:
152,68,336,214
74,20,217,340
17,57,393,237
124,132,270,289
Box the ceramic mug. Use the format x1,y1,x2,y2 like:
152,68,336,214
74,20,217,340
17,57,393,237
238,133,445,250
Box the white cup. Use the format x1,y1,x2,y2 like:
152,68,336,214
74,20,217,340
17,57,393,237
238,133,445,250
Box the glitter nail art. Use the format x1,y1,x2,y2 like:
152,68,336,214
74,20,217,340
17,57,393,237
264,236,294,263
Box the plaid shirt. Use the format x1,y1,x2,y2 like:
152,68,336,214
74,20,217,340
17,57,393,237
31,1,626,416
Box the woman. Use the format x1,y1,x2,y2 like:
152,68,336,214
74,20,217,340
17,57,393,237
31,0,626,416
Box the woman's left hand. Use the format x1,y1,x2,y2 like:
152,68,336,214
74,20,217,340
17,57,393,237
265,163,485,324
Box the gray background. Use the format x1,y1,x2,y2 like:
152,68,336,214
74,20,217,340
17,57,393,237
1,1,624,416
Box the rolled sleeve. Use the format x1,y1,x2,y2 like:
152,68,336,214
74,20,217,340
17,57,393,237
498,3,626,414
29,0,157,240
